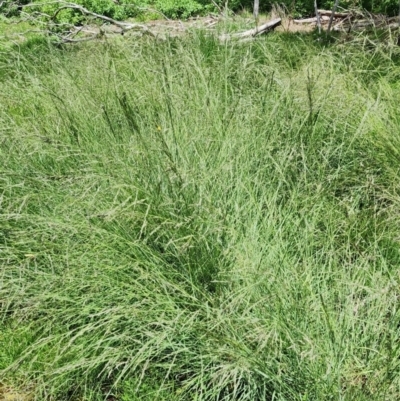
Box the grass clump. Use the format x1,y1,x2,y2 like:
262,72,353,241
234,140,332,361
1,33,400,400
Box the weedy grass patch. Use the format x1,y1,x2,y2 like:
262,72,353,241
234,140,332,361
1,32,400,400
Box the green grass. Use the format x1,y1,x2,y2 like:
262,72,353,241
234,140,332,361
0,18,47,51
1,31,400,400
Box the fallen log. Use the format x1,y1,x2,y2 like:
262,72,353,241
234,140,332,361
293,16,329,24
318,9,350,18
219,18,281,40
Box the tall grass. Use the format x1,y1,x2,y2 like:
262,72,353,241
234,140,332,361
1,32,400,400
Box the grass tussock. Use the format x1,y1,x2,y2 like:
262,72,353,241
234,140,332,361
1,32,400,400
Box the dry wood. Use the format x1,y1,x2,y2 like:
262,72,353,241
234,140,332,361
294,17,318,24
294,16,329,24
327,0,340,34
318,9,349,18
332,15,351,30
219,18,281,40
333,15,400,32
253,0,259,25
18,1,155,43
51,3,148,32
315,0,321,34
350,20,390,29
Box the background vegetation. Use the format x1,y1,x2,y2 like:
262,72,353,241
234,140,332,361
1,0,400,22
1,29,400,400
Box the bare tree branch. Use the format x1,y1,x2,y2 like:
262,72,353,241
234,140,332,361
327,0,340,34
49,3,147,31
314,0,321,34
253,0,259,28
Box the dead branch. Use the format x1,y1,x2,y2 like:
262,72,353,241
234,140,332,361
50,3,147,32
332,15,352,31
16,1,155,43
331,10,400,32
219,18,281,40
327,0,340,34
253,0,259,26
315,0,321,34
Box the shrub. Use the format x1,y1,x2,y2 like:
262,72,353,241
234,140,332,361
7,0,400,23
155,0,205,18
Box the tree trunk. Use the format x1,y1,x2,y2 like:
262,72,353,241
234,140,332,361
253,0,259,28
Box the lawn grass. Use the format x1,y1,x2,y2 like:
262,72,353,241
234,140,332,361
1,30,400,400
